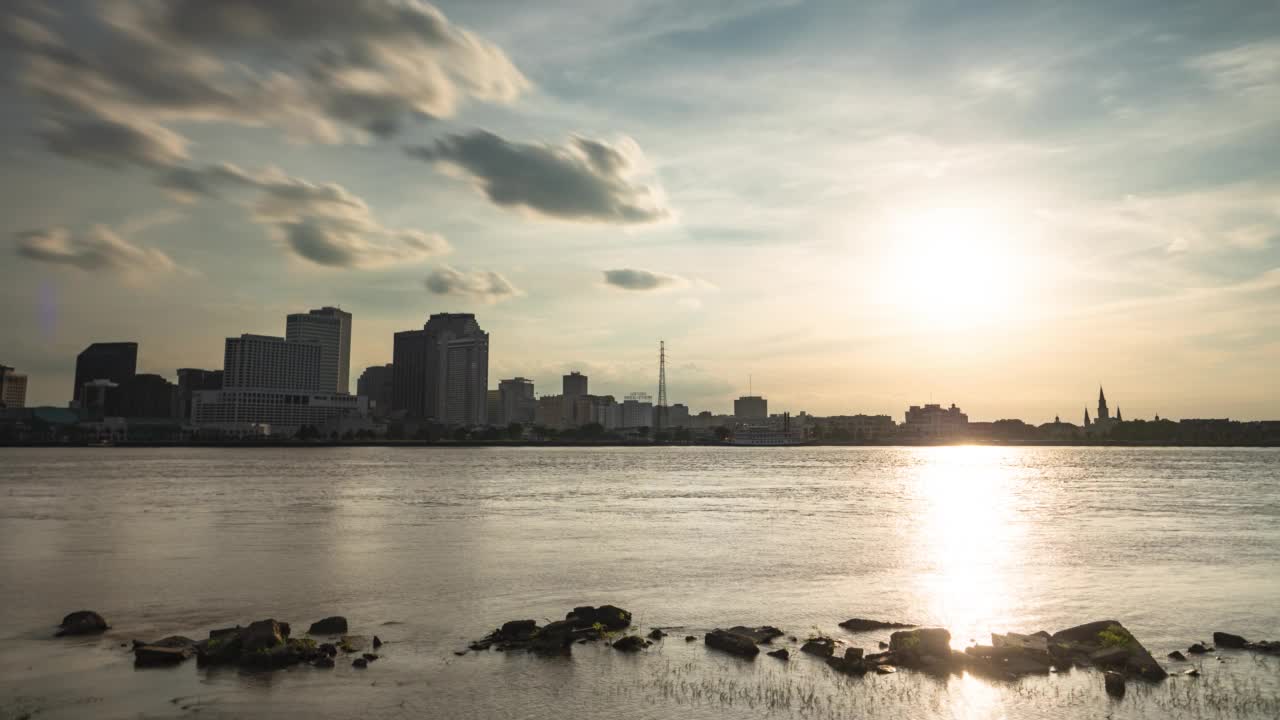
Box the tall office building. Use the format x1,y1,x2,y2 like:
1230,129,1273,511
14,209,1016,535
498,377,536,425
1,365,28,408
286,306,352,394
562,371,588,425
177,368,223,421
392,313,489,425
734,395,768,419
356,364,395,417
223,335,321,391
73,342,137,404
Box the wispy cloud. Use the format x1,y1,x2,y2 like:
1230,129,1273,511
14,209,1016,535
425,265,521,303
15,225,179,277
603,268,685,290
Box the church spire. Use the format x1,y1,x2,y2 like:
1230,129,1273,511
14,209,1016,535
1084,408,1091,426
1097,385,1110,421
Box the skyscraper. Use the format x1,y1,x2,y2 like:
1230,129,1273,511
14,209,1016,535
734,395,768,419
223,335,321,391
391,313,489,425
356,364,395,417
177,368,223,420
498,377,536,425
563,371,588,425
1,365,28,408
73,342,137,404
286,307,352,394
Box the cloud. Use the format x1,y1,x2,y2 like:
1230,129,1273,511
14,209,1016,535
425,265,521,303
406,131,670,223
15,225,178,275
5,1,528,146
603,268,685,290
156,163,451,269
38,115,188,168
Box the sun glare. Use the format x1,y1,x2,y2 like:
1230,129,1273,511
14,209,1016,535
881,205,1025,331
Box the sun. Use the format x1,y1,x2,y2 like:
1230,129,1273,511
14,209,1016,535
881,205,1024,331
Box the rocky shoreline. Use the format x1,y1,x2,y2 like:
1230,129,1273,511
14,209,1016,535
52,606,1280,702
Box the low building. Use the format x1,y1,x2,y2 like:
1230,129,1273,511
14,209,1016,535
734,395,768,419
904,403,968,440
815,414,896,441
497,377,536,425
622,392,654,428
192,389,367,436
535,394,565,429
356,364,394,418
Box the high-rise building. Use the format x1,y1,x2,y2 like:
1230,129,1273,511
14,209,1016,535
223,334,321,391
73,342,137,404
177,368,223,421
286,306,352,394
622,392,654,428
667,403,690,428
562,371,589,426
486,390,501,426
391,313,489,425
356,364,395,417
498,377,536,425
734,395,768,419
1,365,28,408
904,403,968,439
116,374,180,419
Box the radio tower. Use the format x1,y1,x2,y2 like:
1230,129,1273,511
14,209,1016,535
656,340,668,434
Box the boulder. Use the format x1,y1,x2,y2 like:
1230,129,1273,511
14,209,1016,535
1213,632,1247,649
1187,643,1209,654
612,635,648,652
240,619,287,653
1049,621,1166,681
56,610,108,637
889,628,951,660
134,644,194,667
566,605,632,631
992,632,1049,655
307,617,348,635
319,643,338,657
1167,651,1186,661
373,636,383,649
1104,670,1126,698
705,629,759,658
361,653,379,662
530,620,576,656
839,618,915,632
313,656,335,668
826,655,867,675
647,628,666,640
801,637,836,658
685,635,697,642
498,620,538,641
962,645,1053,679
767,648,789,660
352,658,368,669
844,647,864,661
1245,640,1280,654
726,626,784,644
875,664,897,674
1183,668,1199,676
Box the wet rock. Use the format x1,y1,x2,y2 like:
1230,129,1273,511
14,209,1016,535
612,635,648,652
726,626,784,644
240,619,287,653
362,653,379,662
685,635,697,642
307,617,348,635
647,628,666,640
878,641,889,650
1167,650,1186,661
319,643,338,657
566,605,632,631
352,658,368,669
839,618,915,632
875,664,897,674
1245,640,1280,654
889,628,951,664
56,610,108,637
1213,632,1247,649
1183,668,1200,676
844,647,864,661
801,637,836,658
134,644,194,667
962,644,1053,679
530,620,576,656
1049,621,1166,681
1104,670,1126,698
767,648,789,660
993,632,1049,655
314,656,335,668
338,635,367,653
1187,643,1209,654
454,650,468,655
498,620,538,641
372,636,382,649
705,629,759,658
827,647,868,675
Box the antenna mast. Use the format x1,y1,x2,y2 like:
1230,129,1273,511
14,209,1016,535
656,340,668,434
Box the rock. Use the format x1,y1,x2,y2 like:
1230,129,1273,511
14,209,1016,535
889,628,951,661
992,632,1049,654
647,628,666,640
362,653,379,662
685,635,697,642
313,656,335,668
566,605,632,631
1183,668,1200,676
498,620,538,641
705,629,759,658
839,618,915,632
352,658,367,669
612,635,648,652
308,617,348,635
767,648,789,660
844,647,864,661
1213,632,1247,649
319,643,338,657
1104,671,1126,698
878,641,889,649
1187,643,1209,654
372,636,382,649
801,637,836,658
454,650,467,656
240,619,287,653
1245,640,1280,654
56,610,108,637
338,635,367,653
1049,621,1166,681
530,620,576,656
1167,651,1186,661
827,655,867,675
134,644,194,667
875,664,897,674
726,626,784,644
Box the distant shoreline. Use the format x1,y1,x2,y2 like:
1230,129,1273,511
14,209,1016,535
2,440,1277,449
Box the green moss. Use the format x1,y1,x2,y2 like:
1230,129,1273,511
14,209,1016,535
289,638,317,651
1098,625,1133,648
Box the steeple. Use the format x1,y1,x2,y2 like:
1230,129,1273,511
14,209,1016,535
1116,407,1122,422
1084,408,1091,427
1097,385,1109,421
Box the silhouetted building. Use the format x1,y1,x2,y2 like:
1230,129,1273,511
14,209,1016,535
117,374,180,419
498,377,536,425
904,403,968,440
1086,386,1120,436
286,307,352,394
391,313,489,425
192,390,366,432
1,365,27,408
622,392,654,428
734,395,768,419
81,379,118,421
73,342,137,405
177,368,223,421
816,414,896,441
356,364,395,417
562,371,589,425
667,403,690,427
486,390,500,426
223,334,321,392
535,394,564,429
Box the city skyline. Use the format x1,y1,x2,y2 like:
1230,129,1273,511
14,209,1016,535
3,2,1279,421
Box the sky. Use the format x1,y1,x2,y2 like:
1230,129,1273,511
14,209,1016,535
2,0,1279,422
